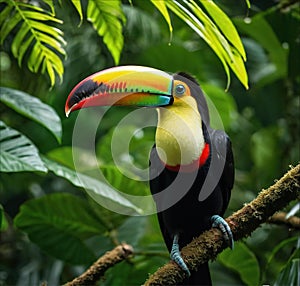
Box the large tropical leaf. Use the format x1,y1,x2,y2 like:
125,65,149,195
0,121,47,173
87,0,125,65
14,193,102,265
43,157,142,214
0,87,62,143
218,242,260,286
0,0,66,86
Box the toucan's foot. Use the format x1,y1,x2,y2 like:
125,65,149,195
211,215,234,249
170,234,191,277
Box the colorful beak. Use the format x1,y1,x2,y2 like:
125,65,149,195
65,66,174,117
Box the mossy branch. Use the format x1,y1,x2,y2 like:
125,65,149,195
65,244,133,286
64,164,299,286
144,164,300,286
268,211,300,229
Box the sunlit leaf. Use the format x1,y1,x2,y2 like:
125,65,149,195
0,9,22,42
0,121,47,173
218,242,260,286
0,0,65,86
165,1,232,88
162,0,248,89
70,0,83,24
0,4,13,28
14,193,102,264
42,0,56,15
0,87,62,142
201,0,246,60
150,0,173,41
187,0,248,89
43,157,142,214
87,0,125,65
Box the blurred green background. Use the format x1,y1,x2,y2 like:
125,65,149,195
0,0,299,285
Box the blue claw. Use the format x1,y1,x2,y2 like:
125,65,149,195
211,215,234,249
170,234,191,276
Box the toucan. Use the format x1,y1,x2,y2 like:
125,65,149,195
65,66,234,285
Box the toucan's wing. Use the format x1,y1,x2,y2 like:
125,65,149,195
210,129,234,214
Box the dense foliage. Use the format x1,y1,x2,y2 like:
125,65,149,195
0,0,299,285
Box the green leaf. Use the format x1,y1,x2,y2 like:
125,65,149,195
165,0,248,89
274,258,299,286
0,5,13,28
186,0,248,90
70,0,83,24
218,242,260,286
47,146,98,171
43,157,142,214
150,0,173,41
22,10,61,22
0,8,22,43
0,0,65,86
202,83,238,130
87,0,125,65
0,205,8,231
245,0,251,8
48,145,150,189
200,0,246,60
14,193,102,264
42,0,56,15
0,87,62,143
265,236,299,284
266,236,298,270
100,165,151,211
0,121,47,173
235,14,288,85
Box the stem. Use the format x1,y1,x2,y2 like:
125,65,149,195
64,244,133,286
268,212,300,229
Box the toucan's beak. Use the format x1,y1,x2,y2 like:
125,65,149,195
65,66,174,117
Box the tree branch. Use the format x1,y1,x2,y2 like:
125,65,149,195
144,164,300,286
65,243,133,286
64,165,299,286
268,211,300,229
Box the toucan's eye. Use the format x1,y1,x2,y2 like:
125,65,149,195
175,84,185,96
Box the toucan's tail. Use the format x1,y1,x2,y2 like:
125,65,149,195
181,263,211,286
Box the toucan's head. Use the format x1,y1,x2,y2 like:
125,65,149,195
65,65,210,167
65,65,209,124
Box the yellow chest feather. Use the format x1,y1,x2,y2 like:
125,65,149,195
155,97,204,166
